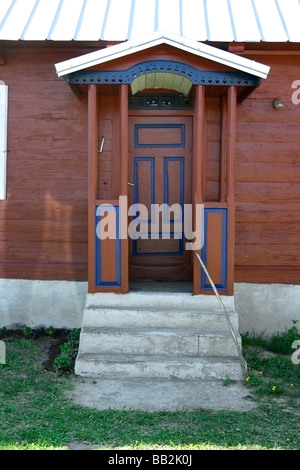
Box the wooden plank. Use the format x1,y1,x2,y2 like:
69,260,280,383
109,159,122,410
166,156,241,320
235,266,300,284
96,226,118,286
236,223,300,245
9,166,88,180
236,142,300,163
226,86,237,296
119,85,129,293
0,240,87,263
0,200,88,220
99,237,117,283
193,85,205,295
0,262,87,281
206,162,221,180
8,95,88,120
94,204,123,290
235,244,300,266
98,94,120,200
206,182,220,201
6,181,87,201
206,121,221,141
88,84,98,293
0,220,87,242
236,162,300,182
201,210,226,289
236,182,300,202
236,122,300,143
206,142,222,161
237,100,300,123
236,202,300,224
220,96,227,202
136,239,180,254
9,117,87,140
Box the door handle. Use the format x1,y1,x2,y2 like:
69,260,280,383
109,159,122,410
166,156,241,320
98,137,105,153
128,182,135,187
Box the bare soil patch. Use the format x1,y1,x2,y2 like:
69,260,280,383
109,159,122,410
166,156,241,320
1,328,69,371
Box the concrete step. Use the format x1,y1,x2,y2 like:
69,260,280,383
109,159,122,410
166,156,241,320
82,306,239,332
85,290,235,310
75,353,245,380
78,326,240,356
75,287,245,381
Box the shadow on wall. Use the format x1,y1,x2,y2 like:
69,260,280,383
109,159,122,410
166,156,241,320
0,46,90,329
1,193,88,329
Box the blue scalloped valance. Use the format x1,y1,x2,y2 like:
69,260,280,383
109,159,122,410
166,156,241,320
66,60,260,87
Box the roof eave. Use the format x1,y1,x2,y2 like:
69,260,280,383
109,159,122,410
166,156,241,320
55,31,270,80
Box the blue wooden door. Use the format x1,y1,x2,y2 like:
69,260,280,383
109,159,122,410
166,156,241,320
129,116,193,281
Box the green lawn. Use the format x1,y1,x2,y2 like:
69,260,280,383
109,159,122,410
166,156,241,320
0,326,299,451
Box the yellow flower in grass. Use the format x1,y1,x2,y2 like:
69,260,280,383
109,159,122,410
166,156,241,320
259,371,263,375
290,383,294,387
271,385,277,392
245,376,251,382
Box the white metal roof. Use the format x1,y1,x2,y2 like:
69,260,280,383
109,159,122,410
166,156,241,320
55,31,270,79
0,0,300,43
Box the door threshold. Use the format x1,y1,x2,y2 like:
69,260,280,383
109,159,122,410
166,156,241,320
129,280,193,294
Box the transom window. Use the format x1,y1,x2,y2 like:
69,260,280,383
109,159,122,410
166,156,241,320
129,94,193,109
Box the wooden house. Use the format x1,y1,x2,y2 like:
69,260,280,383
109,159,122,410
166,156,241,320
0,0,299,379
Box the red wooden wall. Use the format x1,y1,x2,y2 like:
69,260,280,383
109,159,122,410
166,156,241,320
98,94,120,200
0,42,299,285
235,53,300,284
0,43,92,281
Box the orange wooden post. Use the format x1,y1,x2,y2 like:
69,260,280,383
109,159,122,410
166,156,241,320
200,205,228,291
226,86,237,295
220,96,228,203
87,84,98,293
92,85,129,293
193,85,205,295
119,84,129,293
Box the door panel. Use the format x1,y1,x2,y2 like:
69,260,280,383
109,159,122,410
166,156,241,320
129,116,193,281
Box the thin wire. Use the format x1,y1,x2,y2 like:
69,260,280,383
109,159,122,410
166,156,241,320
192,245,248,377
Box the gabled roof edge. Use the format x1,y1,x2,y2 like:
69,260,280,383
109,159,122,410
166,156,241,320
55,31,270,80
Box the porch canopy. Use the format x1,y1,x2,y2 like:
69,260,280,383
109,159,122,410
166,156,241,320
55,30,269,97
55,31,269,295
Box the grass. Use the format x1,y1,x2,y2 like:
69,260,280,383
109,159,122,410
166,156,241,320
0,324,299,451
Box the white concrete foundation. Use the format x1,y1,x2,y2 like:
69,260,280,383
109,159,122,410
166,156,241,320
0,279,87,329
235,283,300,336
0,279,299,336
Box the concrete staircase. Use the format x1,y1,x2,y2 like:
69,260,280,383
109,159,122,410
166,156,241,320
75,283,245,380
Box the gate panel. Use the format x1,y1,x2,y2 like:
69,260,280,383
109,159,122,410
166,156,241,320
201,207,227,291
95,204,122,289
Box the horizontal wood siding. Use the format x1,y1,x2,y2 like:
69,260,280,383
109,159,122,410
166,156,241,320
0,45,92,280
98,95,120,200
0,44,299,285
205,97,222,202
235,53,300,284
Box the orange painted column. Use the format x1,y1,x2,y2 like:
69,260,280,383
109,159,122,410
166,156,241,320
87,84,98,293
119,84,129,293
193,85,237,296
193,85,205,295
226,86,237,296
91,85,129,293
